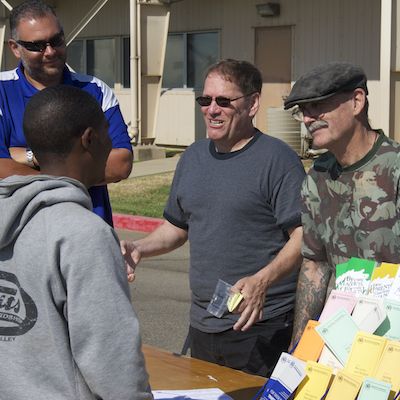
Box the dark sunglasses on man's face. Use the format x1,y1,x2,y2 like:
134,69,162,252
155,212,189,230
196,92,257,107
16,30,65,52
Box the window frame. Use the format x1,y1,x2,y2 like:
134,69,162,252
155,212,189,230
67,30,219,90
162,30,220,90
67,35,122,89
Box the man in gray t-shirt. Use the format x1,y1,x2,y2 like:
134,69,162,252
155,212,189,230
122,59,305,377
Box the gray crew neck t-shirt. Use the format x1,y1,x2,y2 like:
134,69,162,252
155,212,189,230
164,130,306,333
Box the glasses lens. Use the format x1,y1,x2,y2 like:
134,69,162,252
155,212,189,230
49,33,65,48
215,97,231,107
17,40,45,52
196,96,212,106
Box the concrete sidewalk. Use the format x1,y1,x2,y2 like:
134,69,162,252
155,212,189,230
129,155,180,178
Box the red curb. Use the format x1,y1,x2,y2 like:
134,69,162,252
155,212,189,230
113,213,164,233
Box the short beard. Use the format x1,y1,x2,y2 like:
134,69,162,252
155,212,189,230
21,57,65,86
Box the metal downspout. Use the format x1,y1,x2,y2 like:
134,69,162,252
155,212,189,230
130,0,140,143
0,1,12,70
380,0,392,135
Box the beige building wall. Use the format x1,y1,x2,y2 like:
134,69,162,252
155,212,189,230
156,89,204,145
56,0,130,37
167,0,380,76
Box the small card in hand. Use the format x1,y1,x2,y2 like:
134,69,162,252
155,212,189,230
227,292,244,312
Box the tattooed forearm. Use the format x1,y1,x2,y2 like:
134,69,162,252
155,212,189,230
290,259,332,347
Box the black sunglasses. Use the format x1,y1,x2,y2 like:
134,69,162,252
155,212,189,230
196,92,257,107
16,30,65,52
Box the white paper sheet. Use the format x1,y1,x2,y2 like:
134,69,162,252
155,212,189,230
152,388,233,400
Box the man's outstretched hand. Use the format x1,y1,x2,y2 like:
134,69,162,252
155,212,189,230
120,240,141,283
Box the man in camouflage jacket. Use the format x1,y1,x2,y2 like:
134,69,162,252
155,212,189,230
283,62,400,345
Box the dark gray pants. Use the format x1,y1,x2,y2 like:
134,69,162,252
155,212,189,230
189,310,293,377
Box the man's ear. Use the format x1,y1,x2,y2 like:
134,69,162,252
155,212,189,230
81,127,94,151
249,92,260,118
352,88,367,116
8,39,22,59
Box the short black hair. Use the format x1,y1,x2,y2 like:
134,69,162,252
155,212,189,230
23,85,105,160
10,0,59,39
205,59,263,95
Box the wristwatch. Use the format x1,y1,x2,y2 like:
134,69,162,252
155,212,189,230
26,149,35,166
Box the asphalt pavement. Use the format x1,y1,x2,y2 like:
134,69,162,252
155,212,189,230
116,229,191,355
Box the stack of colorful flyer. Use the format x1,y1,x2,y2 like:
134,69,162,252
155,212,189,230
388,267,400,300
374,340,400,399
315,289,359,372
375,298,400,340
318,346,344,374
325,370,362,400
293,361,332,400
258,352,306,400
368,262,399,298
336,257,376,294
293,320,324,362
318,289,357,322
356,377,392,400
351,295,386,333
345,332,387,379
315,309,359,365
260,255,400,400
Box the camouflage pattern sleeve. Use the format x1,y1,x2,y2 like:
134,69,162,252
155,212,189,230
291,259,332,347
300,174,327,261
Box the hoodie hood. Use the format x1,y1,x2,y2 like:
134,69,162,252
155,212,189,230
0,175,92,249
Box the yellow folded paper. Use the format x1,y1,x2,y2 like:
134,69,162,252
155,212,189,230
374,340,400,396
325,370,362,400
345,332,386,379
294,361,333,400
227,292,243,312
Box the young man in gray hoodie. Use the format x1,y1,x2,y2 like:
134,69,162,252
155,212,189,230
0,85,152,400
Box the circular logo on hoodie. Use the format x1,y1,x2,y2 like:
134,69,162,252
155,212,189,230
0,271,37,337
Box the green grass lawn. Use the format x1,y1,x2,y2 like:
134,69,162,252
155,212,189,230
108,172,174,218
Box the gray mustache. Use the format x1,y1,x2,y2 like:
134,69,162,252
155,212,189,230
307,120,329,133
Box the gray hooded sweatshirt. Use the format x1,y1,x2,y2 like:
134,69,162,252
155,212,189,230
0,175,152,400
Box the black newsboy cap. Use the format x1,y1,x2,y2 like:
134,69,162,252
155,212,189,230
284,62,368,109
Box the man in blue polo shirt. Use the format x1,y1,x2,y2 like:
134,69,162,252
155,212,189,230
0,0,133,226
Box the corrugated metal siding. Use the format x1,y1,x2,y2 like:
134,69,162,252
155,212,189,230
55,0,130,37
294,0,380,79
168,0,380,79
